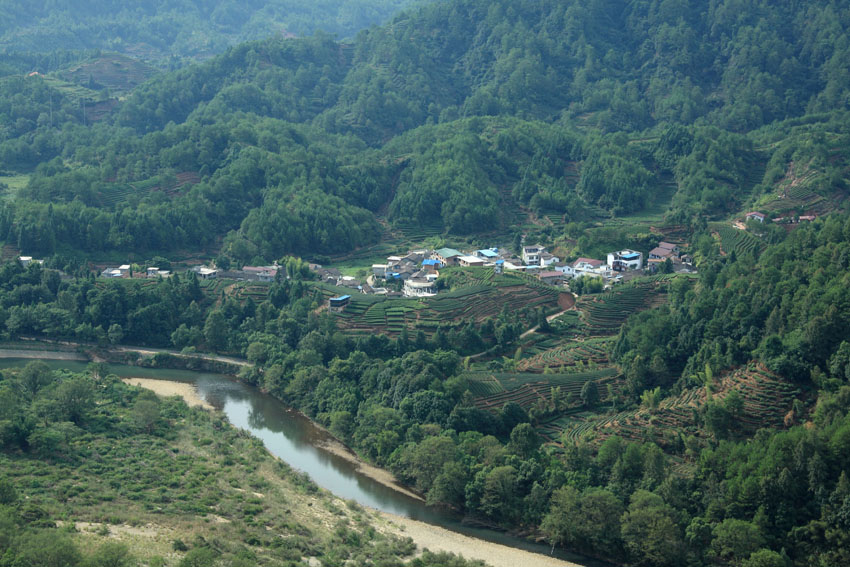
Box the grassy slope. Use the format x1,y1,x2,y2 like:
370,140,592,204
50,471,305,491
0,370,433,566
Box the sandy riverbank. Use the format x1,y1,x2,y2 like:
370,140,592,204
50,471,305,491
0,348,87,361
125,376,424,501
122,378,213,410
123,377,584,567
379,511,582,567
316,438,425,502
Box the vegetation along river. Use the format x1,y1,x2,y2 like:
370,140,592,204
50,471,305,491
0,356,605,567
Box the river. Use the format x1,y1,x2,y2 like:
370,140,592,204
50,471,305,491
0,357,603,567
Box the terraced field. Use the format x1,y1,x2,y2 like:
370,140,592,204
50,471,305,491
577,278,669,335
325,270,564,336
393,221,444,242
715,225,767,256
466,368,619,412
517,337,612,372
556,363,801,449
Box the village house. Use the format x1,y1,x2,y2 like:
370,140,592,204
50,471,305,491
648,246,674,261
386,256,403,271
196,266,218,280
434,247,463,266
315,267,342,284
522,244,544,265
607,249,643,271
476,248,500,260
328,295,350,313
572,257,605,271
658,242,679,256
372,264,388,279
458,255,486,267
19,256,39,267
502,257,527,271
403,250,428,264
146,267,172,278
746,211,766,223
538,270,566,285
242,265,278,281
539,251,561,267
403,275,438,297
421,259,442,273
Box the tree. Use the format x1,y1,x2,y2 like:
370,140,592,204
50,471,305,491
508,423,540,458
16,360,54,400
203,310,228,351
88,542,136,567
11,530,82,567
107,323,124,344
131,399,161,434
542,485,581,549
53,376,95,424
741,549,787,567
621,490,685,567
427,461,467,508
711,519,765,563
479,465,519,523
581,380,599,407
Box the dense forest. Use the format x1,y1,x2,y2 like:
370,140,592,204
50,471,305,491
2,0,850,262
2,1,850,566
0,0,421,61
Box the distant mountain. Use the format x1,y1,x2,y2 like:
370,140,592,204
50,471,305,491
0,0,421,62
1,0,850,260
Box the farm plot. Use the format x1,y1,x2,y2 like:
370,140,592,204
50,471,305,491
332,280,561,337
517,337,613,372
468,368,618,412
557,362,801,450
393,221,444,242
716,225,766,256
578,279,668,335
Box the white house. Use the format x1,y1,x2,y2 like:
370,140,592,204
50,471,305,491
458,255,486,267
403,276,437,297
573,257,605,271
196,266,218,280
522,245,544,265
607,250,643,271
539,252,561,267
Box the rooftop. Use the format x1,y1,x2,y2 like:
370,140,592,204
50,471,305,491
477,249,499,258
435,247,462,258
574,257,604,268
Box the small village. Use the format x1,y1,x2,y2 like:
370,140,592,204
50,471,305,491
94,238,694,308
321,239,693,311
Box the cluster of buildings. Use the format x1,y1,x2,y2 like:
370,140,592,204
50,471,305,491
361,240,688,298
746,211,818,224
101,264,172,279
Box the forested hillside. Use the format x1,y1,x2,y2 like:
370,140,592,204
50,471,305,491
2,0,850,262
2,214,850,567
3,3,850,566
0,0,420,61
